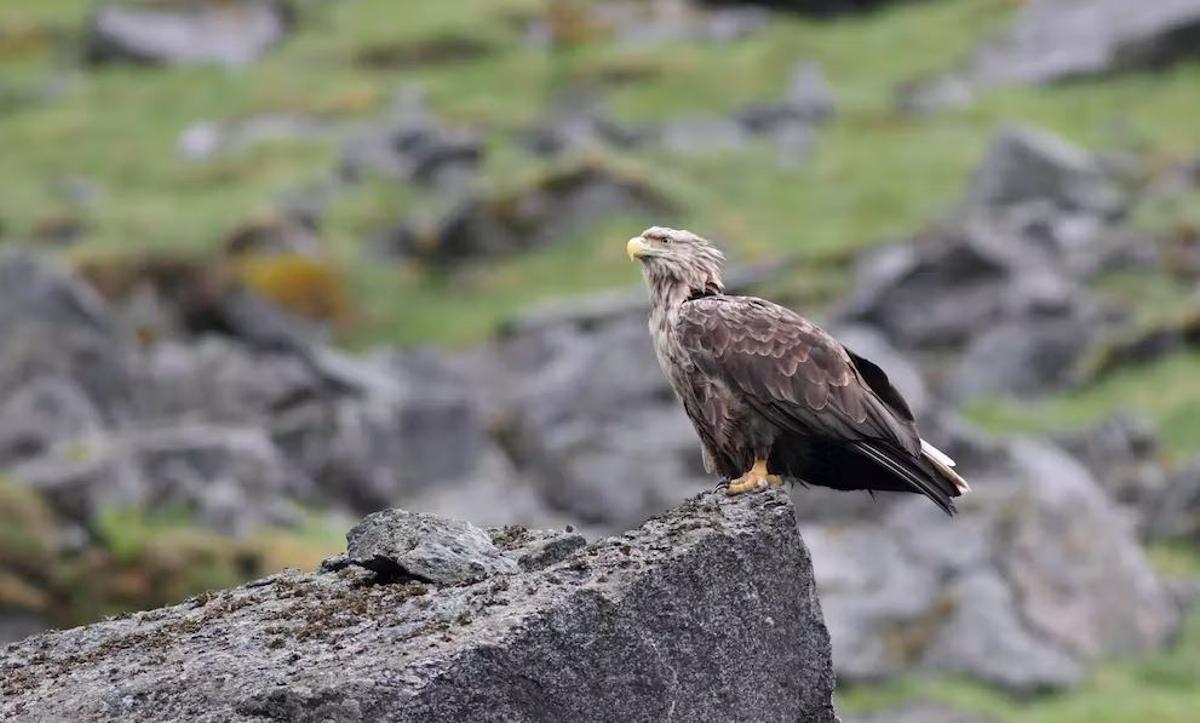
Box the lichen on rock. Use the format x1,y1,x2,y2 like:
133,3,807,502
0,488,839,723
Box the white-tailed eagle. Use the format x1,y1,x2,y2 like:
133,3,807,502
627,226,969,514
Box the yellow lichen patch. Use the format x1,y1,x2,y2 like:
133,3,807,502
0,18,55,59
233,253,356,326
545,0,606,47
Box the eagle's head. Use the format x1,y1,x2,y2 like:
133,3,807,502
627,226,726,300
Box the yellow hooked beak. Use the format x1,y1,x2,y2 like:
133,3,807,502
626,236,650,261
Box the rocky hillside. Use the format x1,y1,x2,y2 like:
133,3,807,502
3,1,1200,721
0,489,838,723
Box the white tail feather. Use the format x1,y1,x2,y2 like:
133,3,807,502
920,439,971,494
920,439,956,467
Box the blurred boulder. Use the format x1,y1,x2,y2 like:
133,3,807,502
737,60,837,132
10,425,306,537
0,249,137,424
658,114,750,153
340,88,481,191
923,567,1083,691
950,301,1112,398
704,5,773,41
1000,441,1177,658
519,94,645,157
840,126,1131,397
379,163,672,265
0,248,115,340
136,337,323,423
1144,460,1200,544
75,249,347,349
967,125,1125,218
84,0,292,67
1054,414,1168,534
0,248,514,532
843,223,1104,351
205,283,333,352
271,348,499,514
907,0,1200,108
0,378,103,469
656,59,831,163
501,314,708,529
520,60,832,163
806,436,1180,692
178,114,338,162
897,74,976,115
967,0,1200,87
0,490,838,723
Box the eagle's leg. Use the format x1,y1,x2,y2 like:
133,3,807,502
726,459,783,496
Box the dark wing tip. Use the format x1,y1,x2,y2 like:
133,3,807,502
852,441,959,516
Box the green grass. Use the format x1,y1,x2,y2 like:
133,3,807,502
5,0,1200,347
1091,270,1198,330
0,497,347,626
966,352,1200,459
343,210,662,346
837,546,1200,723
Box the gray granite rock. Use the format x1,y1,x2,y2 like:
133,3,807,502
0,489,838,723
489,526,589,572
345,508,518,585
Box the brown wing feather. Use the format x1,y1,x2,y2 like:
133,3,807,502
676,295,920,455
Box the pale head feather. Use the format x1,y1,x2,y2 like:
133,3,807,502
630,226,726,301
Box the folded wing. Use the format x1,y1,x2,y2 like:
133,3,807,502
675,295,967,513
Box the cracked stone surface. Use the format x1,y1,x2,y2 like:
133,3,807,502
0,488,837,722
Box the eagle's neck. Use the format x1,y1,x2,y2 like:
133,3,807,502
648,280,708,341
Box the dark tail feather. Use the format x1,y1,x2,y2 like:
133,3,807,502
851,441,960,516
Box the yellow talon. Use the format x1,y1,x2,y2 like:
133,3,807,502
726,459,782,496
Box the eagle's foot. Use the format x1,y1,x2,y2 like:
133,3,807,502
714,477,731,492
725,459,783,496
